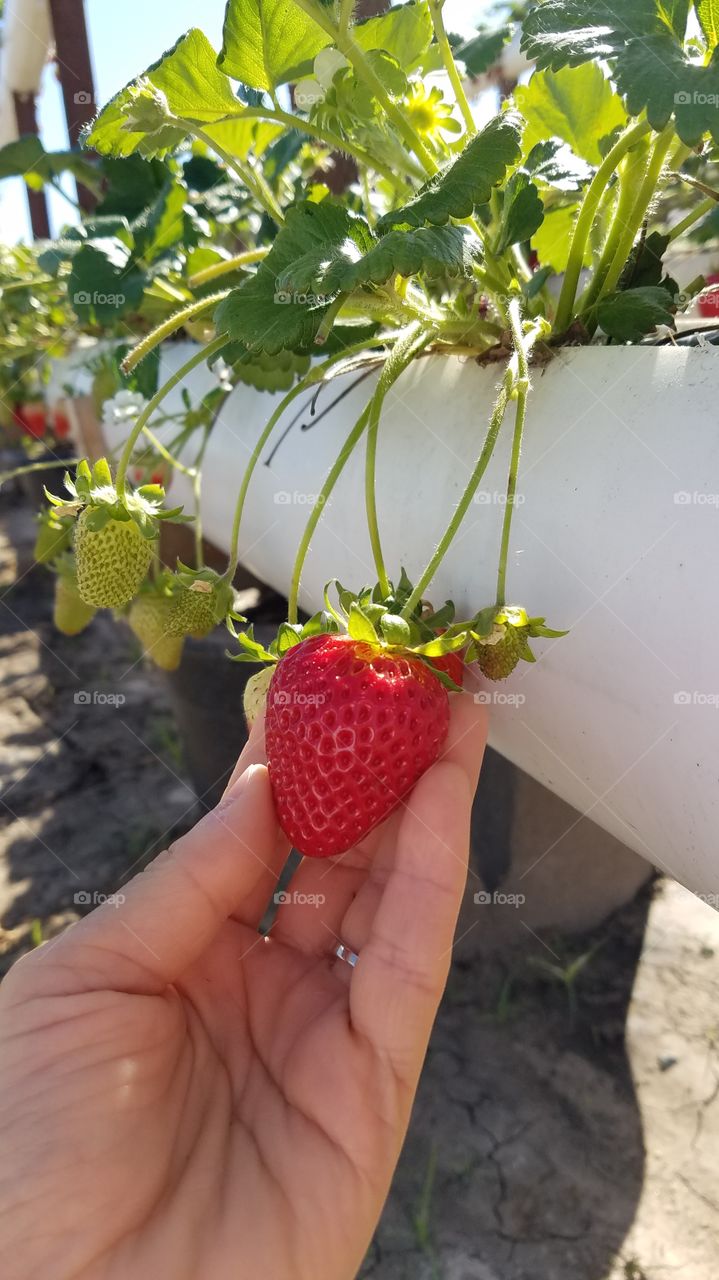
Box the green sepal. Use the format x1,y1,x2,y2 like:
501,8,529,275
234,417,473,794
347,602,380,643
380,613,412,646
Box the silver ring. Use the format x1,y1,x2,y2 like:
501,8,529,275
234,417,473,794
334,941,359,968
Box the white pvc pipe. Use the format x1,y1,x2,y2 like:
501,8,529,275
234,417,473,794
0,0,52,96
166,344,719,903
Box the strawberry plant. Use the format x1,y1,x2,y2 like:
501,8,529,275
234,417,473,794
16,0,719,852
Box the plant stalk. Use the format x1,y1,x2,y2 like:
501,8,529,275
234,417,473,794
121,290,230,374
428,0,476,135
553,119,652,335
188,248,269,289
496,299,531,606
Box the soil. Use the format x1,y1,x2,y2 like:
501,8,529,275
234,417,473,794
1,500,717,1280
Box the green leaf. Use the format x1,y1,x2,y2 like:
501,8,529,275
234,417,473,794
379,614,412,645
85,30,241,158
520,2,665,69
378,111,523,230
697,0,719,45
218,0,330,90
227,346,312,392
495,171,544,253
595,286,675,340
68,243,146,322
132,178,188,261
515,63,627,166
454,24,513,77
354,1,433,67
279,224,482,298
347,602,379,643
520,1,719,145
214,200,363,353
525,139,593,193
0,136,99,190
532,204,588,272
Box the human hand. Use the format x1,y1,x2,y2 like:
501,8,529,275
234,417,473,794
0,693,487,1280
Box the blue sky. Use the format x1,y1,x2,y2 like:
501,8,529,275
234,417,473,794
1,0,490,243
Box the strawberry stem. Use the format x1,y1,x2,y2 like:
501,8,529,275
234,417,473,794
223,335,391,588
115,336,227,496
121,290,231,375
365,323,434,598
496,299,531,607
288,402,373,625
428,0,476,136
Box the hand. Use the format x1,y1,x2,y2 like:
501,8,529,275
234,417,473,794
0,693,487,1280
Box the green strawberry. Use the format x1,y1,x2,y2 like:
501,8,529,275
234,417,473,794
34,509,73,564
129,592,184,672
166,566,233,639
471,605,567,681
53,562,97,636
243,665,274,728
75,508,153,609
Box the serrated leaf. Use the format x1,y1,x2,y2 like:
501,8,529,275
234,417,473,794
495,171,544,253
378,111,523,230
515,63,627,166
218,0,330,91
697,0,719,45
214,201,368,354
520,1,719,145
347,602,379,643
520,1,664,69
227,346,312,392
69,243,147,322
279,224,482,299
84,30,243,159
595,285,676,340
525,139,593,193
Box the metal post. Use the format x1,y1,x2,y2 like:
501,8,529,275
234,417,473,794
46,0,97,213
12,91,51,239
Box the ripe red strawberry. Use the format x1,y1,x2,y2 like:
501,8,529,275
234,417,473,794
430,650,465,687
265,634,450,858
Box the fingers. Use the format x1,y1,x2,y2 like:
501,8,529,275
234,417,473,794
348,693,487,1080
48,763,286,994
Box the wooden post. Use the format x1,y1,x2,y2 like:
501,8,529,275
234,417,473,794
12,92,51,239
47,0,97,213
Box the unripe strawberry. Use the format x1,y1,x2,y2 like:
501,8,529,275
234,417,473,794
129,594,184,672
475,623,529,681
74,508,153,609
166,570,233,639
54,571,97,636
243,665,274,728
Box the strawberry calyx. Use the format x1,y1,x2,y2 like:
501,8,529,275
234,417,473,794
165,562,235,638
44,456,188,541
228,574,567,690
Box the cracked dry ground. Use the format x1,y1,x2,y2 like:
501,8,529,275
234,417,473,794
1,502,718,1280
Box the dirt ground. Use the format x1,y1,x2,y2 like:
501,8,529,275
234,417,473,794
1,500,717,1280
